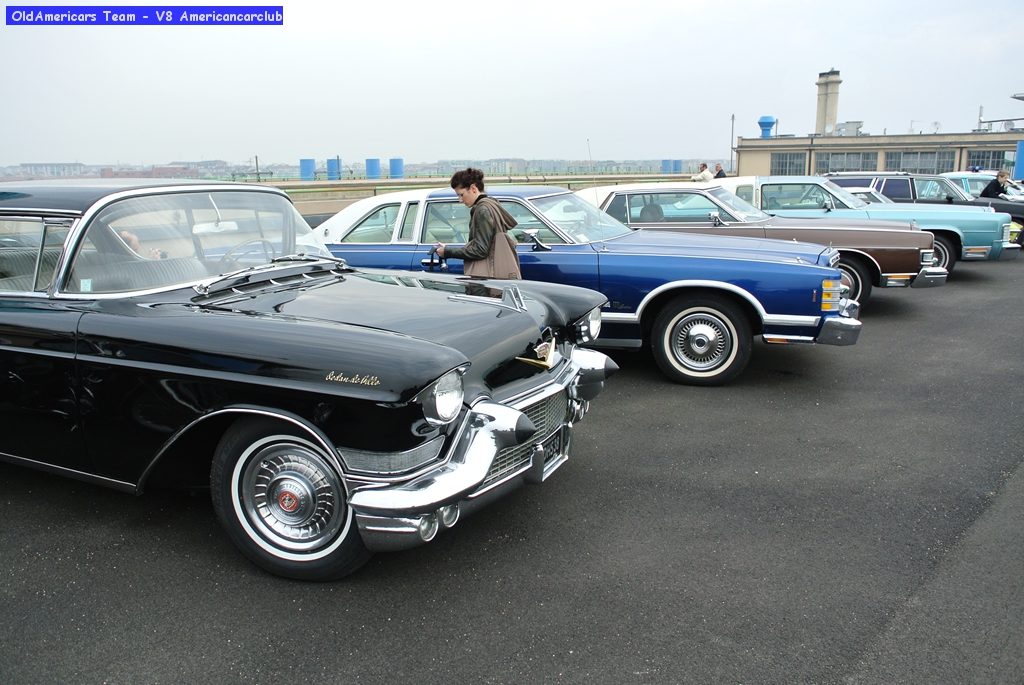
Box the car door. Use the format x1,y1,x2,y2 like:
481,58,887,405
327,202,419,269
407,198,601,292
615,191,766,239
0,217,87,472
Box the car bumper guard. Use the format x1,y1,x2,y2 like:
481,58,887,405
348,347,617,552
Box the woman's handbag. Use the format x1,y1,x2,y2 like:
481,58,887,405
464,230,521,279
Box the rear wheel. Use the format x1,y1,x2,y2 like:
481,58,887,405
931,234,957,272
650,294,752,386
836,256,873,304
211,418,370,581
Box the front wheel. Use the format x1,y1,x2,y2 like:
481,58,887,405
837,256,873,304
650,294,752,386
931,234,957,273
211,418,370,581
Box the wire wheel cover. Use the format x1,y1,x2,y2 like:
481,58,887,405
670,311,734,371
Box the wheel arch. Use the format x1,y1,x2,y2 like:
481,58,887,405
138,406,339,494
638,283,763,340
924,227,963,253
835,249,881,286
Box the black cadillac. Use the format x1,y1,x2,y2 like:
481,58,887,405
0,180,616,580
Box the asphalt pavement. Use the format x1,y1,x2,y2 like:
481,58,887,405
1,258,1022,684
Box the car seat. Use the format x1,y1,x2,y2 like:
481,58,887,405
638,204,664,222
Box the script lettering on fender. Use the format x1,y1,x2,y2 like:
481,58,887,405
325,371,381,387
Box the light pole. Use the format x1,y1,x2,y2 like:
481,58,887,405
729,114,735,173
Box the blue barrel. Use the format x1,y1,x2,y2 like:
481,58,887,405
326,158,341,181
661,159,673,173
672,159,683,173
389,158,404,179
1014,141,1024,180
299,158,316,181
365,158,381,179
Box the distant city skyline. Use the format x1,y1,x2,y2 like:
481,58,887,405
2,1,1022,167
1,155,733,182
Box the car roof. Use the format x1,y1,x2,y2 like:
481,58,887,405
579,181,726,193
0,178,278,213
825,171,910,177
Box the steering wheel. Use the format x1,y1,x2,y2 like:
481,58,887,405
220,238,278,265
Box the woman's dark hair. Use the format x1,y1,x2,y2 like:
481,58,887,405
450,167,485,191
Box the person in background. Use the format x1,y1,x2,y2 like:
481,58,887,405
714,163,727,179
690,163,714,182
980,170,1013,200
435,167,521,279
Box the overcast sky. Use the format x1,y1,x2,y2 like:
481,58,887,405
2,0,1022,167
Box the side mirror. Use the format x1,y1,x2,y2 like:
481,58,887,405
708,211,723,226
821,196,834,211
522,229,552,252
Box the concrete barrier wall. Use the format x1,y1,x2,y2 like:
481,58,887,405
270,173,692,218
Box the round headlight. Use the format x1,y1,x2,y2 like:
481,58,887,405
421,369,464,426
575,306,603,343
586,306,602,341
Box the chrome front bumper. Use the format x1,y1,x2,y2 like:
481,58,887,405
347,347,617,552
909,266,948,288
816,299,862,346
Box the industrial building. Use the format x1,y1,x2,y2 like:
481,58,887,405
734,69,1024,177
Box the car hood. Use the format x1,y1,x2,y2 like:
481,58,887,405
195,270,580,399
603,229,831,266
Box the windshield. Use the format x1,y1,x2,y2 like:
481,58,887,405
530,192,632,242
66,190,330,294
707,187,769,221
822,180,868,209
860,189,893,203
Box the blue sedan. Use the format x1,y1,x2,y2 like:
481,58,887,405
319,186,861,386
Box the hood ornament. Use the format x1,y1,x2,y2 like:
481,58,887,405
516,328,557,369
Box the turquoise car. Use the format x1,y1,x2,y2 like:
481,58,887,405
719,176,1019,271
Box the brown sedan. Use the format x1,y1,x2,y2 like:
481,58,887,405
576,182,946,304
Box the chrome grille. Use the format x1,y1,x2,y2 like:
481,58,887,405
484,389,568,485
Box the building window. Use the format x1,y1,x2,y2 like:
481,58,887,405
966,150,1015,171
770,153,806,175
814,152,878,174
885,150,955,174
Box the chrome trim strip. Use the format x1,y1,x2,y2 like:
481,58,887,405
138,405,347,493
836,248,881,274
0,452,136,493
0,344,74,360
762,313,821,326
762,334,815,344
631,280,769,322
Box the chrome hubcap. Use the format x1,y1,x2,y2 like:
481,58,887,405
672,313,733,371
839,267,859,300
241,444,344,552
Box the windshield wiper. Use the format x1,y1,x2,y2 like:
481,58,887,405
194,254,349,296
